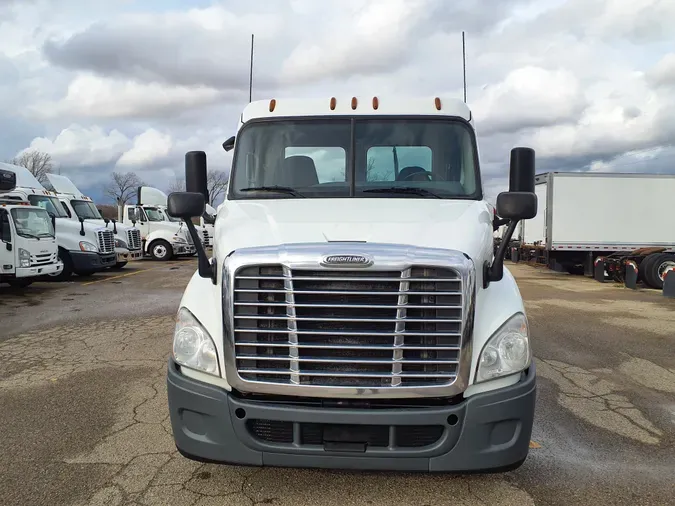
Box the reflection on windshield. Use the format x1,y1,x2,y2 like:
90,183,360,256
144,207,164,222
71,200,102,220
27,195,69,218
229,118,480,200
10,208,55,238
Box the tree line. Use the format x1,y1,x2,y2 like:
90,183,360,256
5,149,229,207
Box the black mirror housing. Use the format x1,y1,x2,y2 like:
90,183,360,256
222,136,235,152
509,147,535,193
167,192,205,219
496,192,537,221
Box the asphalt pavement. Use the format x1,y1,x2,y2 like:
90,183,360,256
0,259,673,506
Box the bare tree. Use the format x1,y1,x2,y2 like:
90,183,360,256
207,170,229,204
103,171,145,220
167,178,186,193
6,150,53,183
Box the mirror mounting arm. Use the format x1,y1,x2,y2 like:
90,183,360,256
485,219,519,288
183,220,216,284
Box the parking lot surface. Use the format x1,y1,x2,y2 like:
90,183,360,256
1,260,674,506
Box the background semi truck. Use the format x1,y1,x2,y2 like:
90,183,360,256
46,173,143,269
515,172,675,288
0,162,116,279
164,95,539,473
1,169,63,287
122,186,197,261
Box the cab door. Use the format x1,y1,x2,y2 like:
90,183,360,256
128,206,150,241
0,209,15,274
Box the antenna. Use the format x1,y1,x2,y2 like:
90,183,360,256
462,31,467,103
249,34,255,103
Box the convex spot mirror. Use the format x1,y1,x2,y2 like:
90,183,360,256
167,192,205,219
496,192,537,221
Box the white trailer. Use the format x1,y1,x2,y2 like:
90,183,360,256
518,172,675,288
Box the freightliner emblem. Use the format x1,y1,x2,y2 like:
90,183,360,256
321,254,373,268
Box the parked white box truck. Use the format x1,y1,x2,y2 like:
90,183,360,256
517,172,675,288
163,95,540,473
1,168,63,287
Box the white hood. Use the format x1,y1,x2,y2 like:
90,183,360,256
216,199,494,261
139,186,168,206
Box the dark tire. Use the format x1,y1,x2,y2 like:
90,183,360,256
48,249,73,281
111,262,127,270
644,253,675,289
638,254,659,283
7,278,33,288
149,239,173,261
75,270,96,277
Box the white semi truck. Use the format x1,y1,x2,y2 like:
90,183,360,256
0,162,116,279
516,172,675,289
164,96,539,473
121,186,197,261
45,173,143,269
1,168,63,287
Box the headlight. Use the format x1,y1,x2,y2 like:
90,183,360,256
19,248,31,268
173,236,187,244
476,312,531,383
173,307,220,376
115,238,128,249
79,241,98,252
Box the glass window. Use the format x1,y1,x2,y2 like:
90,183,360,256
229,118,479,200
71,200,102,220
60,200,72,218
143,207,164,222
27,195,69,217
10,207,55,238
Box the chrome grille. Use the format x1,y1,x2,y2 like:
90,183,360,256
126,229,142,251
232,265,463,389
31,252,57,266
97,230,114,254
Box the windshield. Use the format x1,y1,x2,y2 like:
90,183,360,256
10,207,55,238
229,118,480,200
162,209,182,222
143,207,165,222
71,200,102,220
27,195,69,218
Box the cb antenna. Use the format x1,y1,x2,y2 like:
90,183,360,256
249,34,255,103
462,31,467,103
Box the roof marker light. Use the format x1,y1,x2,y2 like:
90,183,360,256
351,97,358,110
372,97,379,110
269,99,276,112
434,97,442,110
330,97,336,110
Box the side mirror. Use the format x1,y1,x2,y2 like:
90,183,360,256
168,191,214,283
167,192,205,219
185,151,209,202
222,135,235,152
509,147,535,193
78,216,85,236
486,147,537,287
48,211,56,232
495,192,537,221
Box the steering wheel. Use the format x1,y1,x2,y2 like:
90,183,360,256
399,170,439,182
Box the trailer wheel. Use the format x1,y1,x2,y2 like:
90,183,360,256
638,254,658,283
643,253,675,289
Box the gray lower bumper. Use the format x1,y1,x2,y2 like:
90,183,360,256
167,360,536,472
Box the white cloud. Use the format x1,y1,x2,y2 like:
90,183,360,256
116,129,172,168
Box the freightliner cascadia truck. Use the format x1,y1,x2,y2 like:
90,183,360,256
165,96,539,472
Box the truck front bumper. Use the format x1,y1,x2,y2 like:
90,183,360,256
16,261,63,278
174,243,196,256
70,251,117,272
167,360,537,473
116,248,143,263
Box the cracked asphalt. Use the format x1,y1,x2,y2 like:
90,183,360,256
1,259,674,505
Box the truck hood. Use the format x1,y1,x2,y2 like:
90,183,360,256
216,199,494,261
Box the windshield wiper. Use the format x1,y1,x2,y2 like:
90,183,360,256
19,232,41,240
240,186,305,197
362,187,442,199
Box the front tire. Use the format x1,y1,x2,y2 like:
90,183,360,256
111,262,128,270
149,240,174,261
7,278,33,288
48,249,73,281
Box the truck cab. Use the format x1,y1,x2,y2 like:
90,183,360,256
122,187,197,261
0,168,63,287
164,96,538,473
0,162,116,279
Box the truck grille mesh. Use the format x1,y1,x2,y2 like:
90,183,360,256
97,230,115,254
233,265,463,388
126,229,142,251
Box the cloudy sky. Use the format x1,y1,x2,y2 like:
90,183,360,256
2,0,675,203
